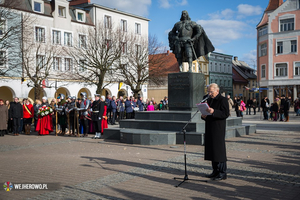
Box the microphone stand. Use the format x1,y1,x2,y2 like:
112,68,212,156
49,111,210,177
174,109,208,187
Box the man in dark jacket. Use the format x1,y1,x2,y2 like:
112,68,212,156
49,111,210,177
110,96,117,125
261,96,270,120
125,96,133,119
10,97,23,136
201,83,229,180
246,98,253,115
137,97,144,111
106,95,112,124
91,94,104,139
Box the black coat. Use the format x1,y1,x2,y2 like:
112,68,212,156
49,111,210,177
10,102,23,118
91,100,104,121
202,93,229,162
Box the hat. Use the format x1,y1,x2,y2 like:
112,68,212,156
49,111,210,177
101,95,105,100
67,96,72,99
42,97,47,100
94,94,100,97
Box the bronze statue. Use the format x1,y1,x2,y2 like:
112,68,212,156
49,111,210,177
169,10,215,72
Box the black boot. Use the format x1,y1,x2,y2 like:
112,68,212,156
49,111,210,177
205,171,219,178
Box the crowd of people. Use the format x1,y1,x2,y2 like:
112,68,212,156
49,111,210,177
0,94,169,138
226,94,299,122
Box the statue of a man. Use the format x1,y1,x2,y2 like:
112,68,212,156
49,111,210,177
169,10,215,72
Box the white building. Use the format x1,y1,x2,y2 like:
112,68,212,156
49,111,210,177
0,0,149,102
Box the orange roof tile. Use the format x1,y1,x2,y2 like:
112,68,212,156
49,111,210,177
265,0,284,12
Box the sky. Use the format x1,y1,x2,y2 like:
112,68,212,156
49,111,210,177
91,0,274,69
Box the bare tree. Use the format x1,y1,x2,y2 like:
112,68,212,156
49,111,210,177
116,34,167,97
65,22,125,95
21,14,63,100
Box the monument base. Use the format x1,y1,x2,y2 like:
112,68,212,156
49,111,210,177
168,72,205,111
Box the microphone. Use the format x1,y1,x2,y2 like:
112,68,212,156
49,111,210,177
200,94,210,103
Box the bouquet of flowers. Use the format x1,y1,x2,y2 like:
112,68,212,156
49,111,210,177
38,105,54,117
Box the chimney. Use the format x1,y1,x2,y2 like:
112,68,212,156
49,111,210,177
167,50,170,55
234,56,238,61
69,0,91,6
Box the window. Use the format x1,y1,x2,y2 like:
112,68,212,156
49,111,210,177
295,62,300,76
0,20,5,36
104,15,112,29
277,42,283,54
120,64,128,71
53,57,61,71
291,40,297,53
34,1,41,12
36,55,44,69
79,34,86,48
77,12,84,22
35,27,45,43
58,6,66,17
121,42,127,54
135,44,141,58
135,23,141,35
52,30,61,45
280,18,294,32
64,32,72,46
261,65,266,78
121,19,127,32
0,51,6,67
78,60,85,72
64,58,72,71
258,26,268,37
260,43,267,57
214,63,217,71
105,39,112,49
239,84,241,89
275,63,287,77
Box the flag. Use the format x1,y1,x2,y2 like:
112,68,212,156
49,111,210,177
119,82,123,90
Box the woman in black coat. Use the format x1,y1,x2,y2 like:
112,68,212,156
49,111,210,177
234,97,242,117
201,83,229,180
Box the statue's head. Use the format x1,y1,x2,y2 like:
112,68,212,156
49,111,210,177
180,10,191,21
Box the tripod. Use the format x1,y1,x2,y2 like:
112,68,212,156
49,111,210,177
174,110,207,187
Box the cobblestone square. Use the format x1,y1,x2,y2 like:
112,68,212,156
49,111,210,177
0,112,299,200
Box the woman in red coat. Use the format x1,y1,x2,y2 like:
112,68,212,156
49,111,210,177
100,96,108,136
23,98,34,135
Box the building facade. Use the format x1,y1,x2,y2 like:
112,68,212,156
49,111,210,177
0,0,149,101
232,57,257,102
207,52,233,96
257,0,300,102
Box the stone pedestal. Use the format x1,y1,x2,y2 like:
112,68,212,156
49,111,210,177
168,72,205,111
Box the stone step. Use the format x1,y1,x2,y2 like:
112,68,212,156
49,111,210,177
134,110,202,122
120,129,176,145
226,124,257,139
135,111,243,125
119,119,205,132
176,124,257,145
176,132,205,145
103,123,256,145
103,128,123,140
119,117,242,132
